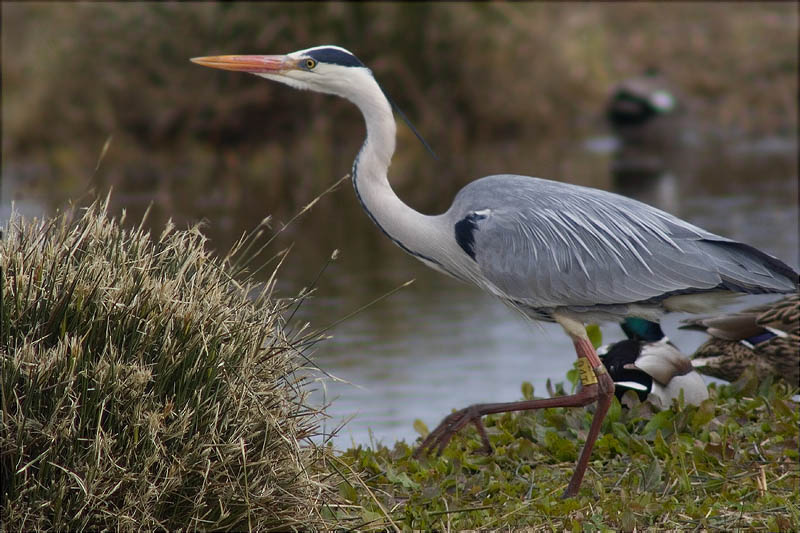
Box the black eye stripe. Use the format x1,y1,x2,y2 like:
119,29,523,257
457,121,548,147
306,48,364,68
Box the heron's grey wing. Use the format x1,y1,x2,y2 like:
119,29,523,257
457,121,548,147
448,175,797,311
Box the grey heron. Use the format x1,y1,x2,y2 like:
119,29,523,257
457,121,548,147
191,45,799,498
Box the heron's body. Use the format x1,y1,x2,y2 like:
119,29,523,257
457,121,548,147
439,175,794,322
192,45,799,497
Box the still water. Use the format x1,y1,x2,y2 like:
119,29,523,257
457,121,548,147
2,133,798,448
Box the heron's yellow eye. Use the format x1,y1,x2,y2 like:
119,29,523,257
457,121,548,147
305,58,317,70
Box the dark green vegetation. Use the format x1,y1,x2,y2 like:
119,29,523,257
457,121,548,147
337,374,799,531
0,199,337,530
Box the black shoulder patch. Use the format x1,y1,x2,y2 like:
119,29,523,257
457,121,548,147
307,48,364,68
454,212,487,261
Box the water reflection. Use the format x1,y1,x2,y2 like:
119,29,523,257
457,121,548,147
2,135,797,448
611,146,681,213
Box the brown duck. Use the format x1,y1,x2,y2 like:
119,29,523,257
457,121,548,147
682,294,799,387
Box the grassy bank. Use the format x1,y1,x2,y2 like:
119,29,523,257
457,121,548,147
2,199,797,530
0,198,339,530
336,375,799,530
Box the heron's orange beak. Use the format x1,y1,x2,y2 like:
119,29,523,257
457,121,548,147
190,55,295,74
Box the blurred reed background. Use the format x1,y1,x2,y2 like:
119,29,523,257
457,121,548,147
3,2,796,221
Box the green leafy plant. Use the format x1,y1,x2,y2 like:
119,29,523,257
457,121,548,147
335,370,799,530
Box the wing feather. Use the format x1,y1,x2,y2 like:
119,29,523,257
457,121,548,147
446,175,797,311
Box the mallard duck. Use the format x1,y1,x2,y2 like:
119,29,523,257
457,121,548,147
682,294,799,387
607,68,681,146
599,318,709,407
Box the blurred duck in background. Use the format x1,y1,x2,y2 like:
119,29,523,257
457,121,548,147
682,294,800,387
606,68,681,147
599,318,709,408
606,69,688,215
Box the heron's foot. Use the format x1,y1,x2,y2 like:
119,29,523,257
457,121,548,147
413,404,493,459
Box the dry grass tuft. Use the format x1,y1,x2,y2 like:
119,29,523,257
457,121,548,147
0,195,340,531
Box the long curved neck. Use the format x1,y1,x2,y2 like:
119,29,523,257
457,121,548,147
348,76,445,266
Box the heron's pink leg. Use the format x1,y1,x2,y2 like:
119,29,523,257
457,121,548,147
564,337,614,498
413,332,614,499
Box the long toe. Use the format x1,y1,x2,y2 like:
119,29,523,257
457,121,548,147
414,405,485,458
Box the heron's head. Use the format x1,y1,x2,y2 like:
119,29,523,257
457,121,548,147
191,45,373,99
193,45,437,158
